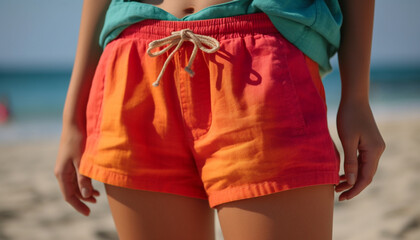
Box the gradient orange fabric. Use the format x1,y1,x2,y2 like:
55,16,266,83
79,13,340,207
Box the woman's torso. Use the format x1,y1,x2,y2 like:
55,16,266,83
135,0,234,18
101,0,343,74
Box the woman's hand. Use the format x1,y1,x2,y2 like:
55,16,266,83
335,100,385,201
54,125,99,216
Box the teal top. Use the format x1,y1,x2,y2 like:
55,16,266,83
100,0,342,75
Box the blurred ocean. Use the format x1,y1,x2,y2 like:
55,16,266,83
323,66,420,118
0,67,419,143
0,70,70,143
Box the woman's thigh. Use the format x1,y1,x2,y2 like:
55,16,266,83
105,184,215,240
216,184,335,240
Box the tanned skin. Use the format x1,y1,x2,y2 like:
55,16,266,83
335,0,385,201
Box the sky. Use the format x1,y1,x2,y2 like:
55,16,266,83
0,0,419,70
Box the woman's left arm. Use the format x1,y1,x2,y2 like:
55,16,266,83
335,0,386,201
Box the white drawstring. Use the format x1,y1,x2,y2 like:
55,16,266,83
147,29,220,87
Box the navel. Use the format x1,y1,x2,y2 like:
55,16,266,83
183,7,195,14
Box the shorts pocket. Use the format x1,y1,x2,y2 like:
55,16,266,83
86,70,105,137
251,34,307,135
85,42,117,137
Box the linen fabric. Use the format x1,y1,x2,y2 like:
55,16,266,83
79,13,340,207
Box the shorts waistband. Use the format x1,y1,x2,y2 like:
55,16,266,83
119,13,279,40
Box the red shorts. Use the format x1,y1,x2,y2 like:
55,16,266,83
79,13,340,207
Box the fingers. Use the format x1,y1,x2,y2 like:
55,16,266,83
55,169,91,216
75,157,100,202
335,175,352,193
340,135,359,188
77,170,94,199
335,103,385,201
337,138,385,201
55,159,99,216
65,187,92,216
338,159,371,201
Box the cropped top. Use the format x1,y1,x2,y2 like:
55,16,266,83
100,0,342,75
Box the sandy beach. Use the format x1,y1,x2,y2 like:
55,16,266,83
1,112,420,240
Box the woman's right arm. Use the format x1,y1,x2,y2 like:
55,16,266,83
55,0,111,216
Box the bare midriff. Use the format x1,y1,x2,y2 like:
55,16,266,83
135,0,234,18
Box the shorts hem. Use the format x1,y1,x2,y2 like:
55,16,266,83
208,173,340,208
79,156,208,201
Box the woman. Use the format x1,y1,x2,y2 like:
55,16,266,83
55,0,385,239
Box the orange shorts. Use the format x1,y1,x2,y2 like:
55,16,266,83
79,13,340,207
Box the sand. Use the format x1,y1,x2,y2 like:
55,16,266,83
1,113,420,240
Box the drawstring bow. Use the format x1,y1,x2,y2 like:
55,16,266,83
147,29,220,87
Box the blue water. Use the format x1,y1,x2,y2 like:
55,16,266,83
0,70,70,142
0,70,71,121
324,67,420,106
0,67,419,143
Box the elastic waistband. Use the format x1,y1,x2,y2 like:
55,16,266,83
119,13,279,40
